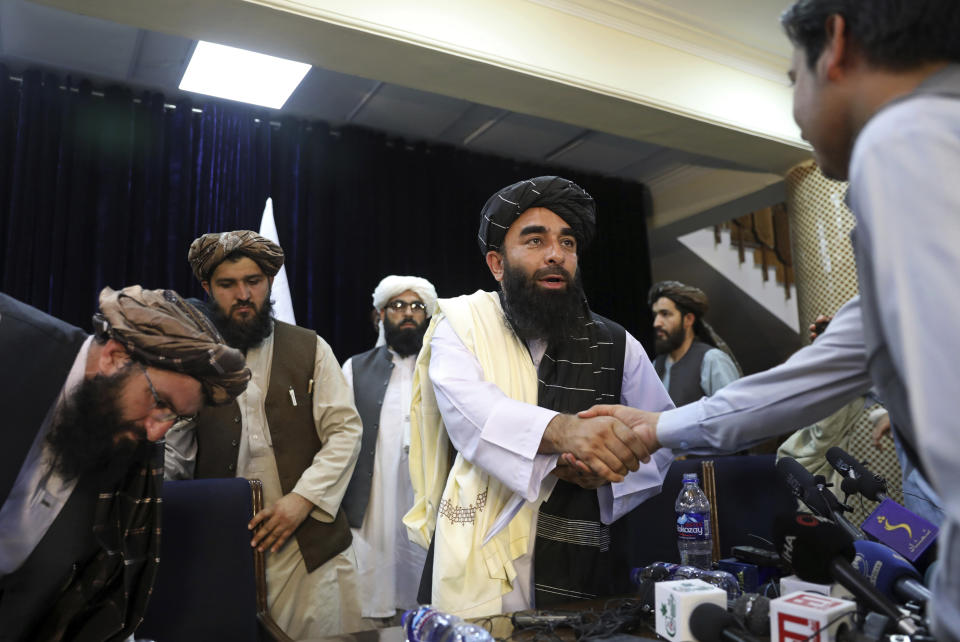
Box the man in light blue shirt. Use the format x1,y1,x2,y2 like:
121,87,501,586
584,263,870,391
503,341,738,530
649,280,740,407
583,1,960,637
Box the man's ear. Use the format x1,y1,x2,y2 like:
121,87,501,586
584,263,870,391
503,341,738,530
201,281,211,297
268,276,275,289
486,250,505,282
683,312,696,332
821,14,850,82
97,339,132,376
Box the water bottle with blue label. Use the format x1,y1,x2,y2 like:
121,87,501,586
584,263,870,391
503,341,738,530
675,472,713,569
402,606,493,642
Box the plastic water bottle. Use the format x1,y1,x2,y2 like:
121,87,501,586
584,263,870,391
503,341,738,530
403,606,493,642
675,472,713,569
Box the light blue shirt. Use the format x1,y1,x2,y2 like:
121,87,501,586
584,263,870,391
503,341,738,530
660,347,740,399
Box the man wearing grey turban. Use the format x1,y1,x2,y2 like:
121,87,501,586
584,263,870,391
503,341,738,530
648,280,740,406
406,176,674,614
168,229,366,638
0,286,249,641
341,275,437,623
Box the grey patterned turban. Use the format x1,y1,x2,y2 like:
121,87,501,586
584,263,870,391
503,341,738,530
94,286,251,405
478,176,596,256
188,230,285,283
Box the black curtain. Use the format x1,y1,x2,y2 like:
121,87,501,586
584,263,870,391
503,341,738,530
1,66,655,360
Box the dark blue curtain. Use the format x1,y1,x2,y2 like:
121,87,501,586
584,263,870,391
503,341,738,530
1,67,655,361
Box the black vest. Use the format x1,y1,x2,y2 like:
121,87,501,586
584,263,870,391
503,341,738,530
342,345,394,527
193,321,352,573
532,311,629,607
654,341,712,407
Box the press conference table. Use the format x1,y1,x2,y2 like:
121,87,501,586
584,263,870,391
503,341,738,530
301,597,662,642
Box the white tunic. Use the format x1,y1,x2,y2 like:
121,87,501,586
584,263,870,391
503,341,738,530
165,330,367,638
343,350,428,618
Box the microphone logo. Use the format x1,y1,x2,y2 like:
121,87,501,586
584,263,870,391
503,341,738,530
782,535,796,565
876,515,913,538
796,514,821,527
662,594,678,637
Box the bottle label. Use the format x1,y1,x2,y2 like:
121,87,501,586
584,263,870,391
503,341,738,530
677,512,709,540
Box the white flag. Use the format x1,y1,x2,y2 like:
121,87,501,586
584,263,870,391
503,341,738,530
258,197,296,325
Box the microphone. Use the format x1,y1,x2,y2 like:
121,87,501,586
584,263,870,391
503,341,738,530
730,594,770,636
825,447,888,501
776,458,866,541
689,603,761,642
773,512,919,636
851,540,931,604
826,447,939,563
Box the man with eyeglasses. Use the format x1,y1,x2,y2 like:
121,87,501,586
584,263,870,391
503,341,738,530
341,275,438,624
0,285,249,641
165,230,366,638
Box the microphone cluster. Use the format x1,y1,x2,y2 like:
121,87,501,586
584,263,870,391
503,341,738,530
636,449,939,641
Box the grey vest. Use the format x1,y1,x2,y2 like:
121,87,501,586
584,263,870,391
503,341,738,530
853,64,960,468
342,345,394,528
654,340,712,406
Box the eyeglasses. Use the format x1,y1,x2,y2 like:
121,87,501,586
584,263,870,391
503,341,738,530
386,300,427,313
138,362,198,425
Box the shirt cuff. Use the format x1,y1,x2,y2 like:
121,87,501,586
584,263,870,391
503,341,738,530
481,398,558,460
656,402,706,451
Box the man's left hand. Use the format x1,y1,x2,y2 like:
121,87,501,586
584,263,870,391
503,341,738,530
552,453,610,489
248,492,314,553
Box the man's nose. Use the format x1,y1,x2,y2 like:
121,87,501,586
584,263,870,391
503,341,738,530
544,239,565,264
144,414,178,442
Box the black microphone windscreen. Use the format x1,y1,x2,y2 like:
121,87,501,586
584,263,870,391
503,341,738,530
731,594,769,636
826,446,855,475
773,512,855,584
826,446,886,500
775,457,831,516
689,603,738,642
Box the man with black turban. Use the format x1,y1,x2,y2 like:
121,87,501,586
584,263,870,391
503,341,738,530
0,285,249,641
404,176,674,616
648,280,740,406
166,230,366,638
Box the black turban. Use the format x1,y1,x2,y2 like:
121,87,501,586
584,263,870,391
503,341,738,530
478,176,596,256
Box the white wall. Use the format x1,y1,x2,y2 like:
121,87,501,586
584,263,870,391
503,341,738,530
678,226,799,332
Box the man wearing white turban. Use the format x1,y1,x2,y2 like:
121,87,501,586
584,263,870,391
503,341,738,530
341,275,438,622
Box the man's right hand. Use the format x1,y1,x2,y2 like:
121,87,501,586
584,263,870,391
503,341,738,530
540,413,650,483
577,404,661,463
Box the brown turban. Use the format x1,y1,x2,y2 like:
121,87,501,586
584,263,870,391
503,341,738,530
478,176,596,256
94,286,251,405
648,280,742,375
648,280,709,318
187,230,284,283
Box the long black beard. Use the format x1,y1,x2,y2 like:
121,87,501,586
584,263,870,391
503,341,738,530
210,296,275,352
383,315,428,358
47,366,149,482
654,324,686,356
500,259,586,345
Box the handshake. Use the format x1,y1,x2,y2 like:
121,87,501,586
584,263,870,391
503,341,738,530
540,405,664,489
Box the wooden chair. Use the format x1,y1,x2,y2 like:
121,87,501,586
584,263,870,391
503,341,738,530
137,478,293,642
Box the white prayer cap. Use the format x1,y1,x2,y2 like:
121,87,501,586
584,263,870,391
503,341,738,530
372,275,438,316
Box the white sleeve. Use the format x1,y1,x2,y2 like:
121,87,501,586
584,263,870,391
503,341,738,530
657,297,873,452
429,319,559,502
163,421,197,480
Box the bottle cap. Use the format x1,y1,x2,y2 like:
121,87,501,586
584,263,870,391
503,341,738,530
682,472,699,483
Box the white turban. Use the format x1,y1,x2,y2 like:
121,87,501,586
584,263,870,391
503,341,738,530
372,275,438,347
